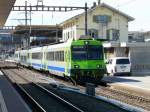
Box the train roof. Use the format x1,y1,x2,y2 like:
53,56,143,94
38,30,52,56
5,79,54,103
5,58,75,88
30,46,43,52
15,38,102,52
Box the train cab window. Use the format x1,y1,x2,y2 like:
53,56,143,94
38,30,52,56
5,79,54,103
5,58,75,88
87,46,103,60
72,45,103,60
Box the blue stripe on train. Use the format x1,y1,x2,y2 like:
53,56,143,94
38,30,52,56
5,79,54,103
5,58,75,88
31,63,65,72
32,63,41,68
47,65,65,72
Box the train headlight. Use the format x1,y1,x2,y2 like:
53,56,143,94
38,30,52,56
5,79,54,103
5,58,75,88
74,65,80,69
84,41,89,45
97,64,101,69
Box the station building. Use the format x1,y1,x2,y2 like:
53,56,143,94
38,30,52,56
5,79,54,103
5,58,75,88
60,2,150,75
60,2,134,61
60,3,134,42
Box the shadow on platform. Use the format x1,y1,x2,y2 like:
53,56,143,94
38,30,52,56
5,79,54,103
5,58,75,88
102,76,141,83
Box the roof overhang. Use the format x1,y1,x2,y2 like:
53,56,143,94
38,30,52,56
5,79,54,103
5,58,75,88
60,3,134,26
103,42,150,48
12,25,62,37
0,0,16,27
103,42,120,48
120,42,150,47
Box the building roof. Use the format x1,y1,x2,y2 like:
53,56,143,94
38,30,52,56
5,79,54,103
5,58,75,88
60,3,134,25
103,42,150,47
99,3,134,21
144,31,150,35
0,0,16,27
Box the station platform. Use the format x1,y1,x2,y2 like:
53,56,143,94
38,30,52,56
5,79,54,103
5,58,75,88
0,71,31,112
102,75,150,97
0,61,17,69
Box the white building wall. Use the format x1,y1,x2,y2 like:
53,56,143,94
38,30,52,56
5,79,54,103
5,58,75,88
114,47,128,57
62,24,77,41
130,47,150,75
104,42,150,76
62,5,131,42
76,6,128,41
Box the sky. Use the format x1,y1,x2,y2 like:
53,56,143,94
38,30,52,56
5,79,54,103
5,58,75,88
5,0,150,31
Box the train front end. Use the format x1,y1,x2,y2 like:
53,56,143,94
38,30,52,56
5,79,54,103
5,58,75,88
70,39,106,83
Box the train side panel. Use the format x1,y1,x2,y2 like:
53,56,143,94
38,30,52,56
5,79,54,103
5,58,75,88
41,46,47,70
20,49,29,67
14,51,20,64
27,49,32,67
30,47,43,70
45,42,71,77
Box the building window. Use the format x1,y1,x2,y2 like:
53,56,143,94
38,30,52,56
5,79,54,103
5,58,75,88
63,33,65,40
70,31,72,38
72,30,74,38
68,32,69,39
66,32,67,40
88,29,98,39
112,29,119,41
107,29,120,41
93,15,111,23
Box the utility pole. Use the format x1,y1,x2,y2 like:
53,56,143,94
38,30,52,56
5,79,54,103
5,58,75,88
12,2,88,43
25,1,28,25
28,3,32,49
98,0,101,5
85,3,88,36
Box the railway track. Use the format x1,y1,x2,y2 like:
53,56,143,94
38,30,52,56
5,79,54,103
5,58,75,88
15,67,150,111
2,68,136,112
2,69,84,112
96,86,150,111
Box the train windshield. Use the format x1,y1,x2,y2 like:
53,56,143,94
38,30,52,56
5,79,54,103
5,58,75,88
72,45,103,60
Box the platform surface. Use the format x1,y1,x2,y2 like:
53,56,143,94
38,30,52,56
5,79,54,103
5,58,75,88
0,71,31,112
102,75,150,91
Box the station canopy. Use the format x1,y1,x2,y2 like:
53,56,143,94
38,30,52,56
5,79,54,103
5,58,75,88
12,25,62,37
0,0,16,27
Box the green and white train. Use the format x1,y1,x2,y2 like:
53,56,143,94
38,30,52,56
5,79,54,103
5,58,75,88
15,38,106,83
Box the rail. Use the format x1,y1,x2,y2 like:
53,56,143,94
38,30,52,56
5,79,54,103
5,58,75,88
3,69,84,112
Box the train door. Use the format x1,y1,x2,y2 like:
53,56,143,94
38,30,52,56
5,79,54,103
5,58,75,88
30,50,32,66
42,46,47,70
30,50,32,67
64,48,70,76
27,50,30,66
25,50,28,66
18,52,20,64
